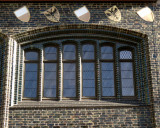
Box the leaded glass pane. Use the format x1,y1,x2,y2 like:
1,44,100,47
120,51,132,59
63,63,76,97
44,63,57,98
63,44,75,60
24,63,38,98
25,51,38,60
101,62,114,96
82,63,95,97
120,62,134,96
44,46,57,60
82,44,94,60
101,46,113,59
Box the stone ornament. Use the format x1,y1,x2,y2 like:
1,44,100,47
137,7,154,22
104,5,121,22
74,6,90,22
14,6,30,22
42,6,60,22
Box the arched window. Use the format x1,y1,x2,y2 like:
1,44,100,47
82,43,95,97
23,50,39,98
100,45,115,97
43,46,58,98
119,50,135,97
63,44,76,98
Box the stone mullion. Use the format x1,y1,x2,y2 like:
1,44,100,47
77,42,81,101
58,44,62,101
96,41,101,100
38,49,43,101
115,46,121,99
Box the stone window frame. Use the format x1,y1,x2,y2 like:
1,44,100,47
11,24,152,105
21,40,138,101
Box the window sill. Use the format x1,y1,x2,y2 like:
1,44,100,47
10,99,150,109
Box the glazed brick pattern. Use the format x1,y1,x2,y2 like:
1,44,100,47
9,107,152,128
0,2,158,128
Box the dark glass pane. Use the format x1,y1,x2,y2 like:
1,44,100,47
24,63,38,98
120,62,133,70
63,63,76,97
44,80,56,88
44,72,57,79
63,80,76,88
122,88,134,96
25,51,38,60
63,89,76,97
102,80,114,88
121,71,133,78
45,63,57,71
82,80,95,87
24,81,37,89
102,71,114,79
44,47,57,60
63,45,75,60
121,79,134,88
102,88,114,96
120,50,132,59
82,44,94,60
44,63,57,98
44,89,56,97
101,62,114,96
101,46,113,59
120,62,134,96
82,63,95,97
24,89,37,98
101,63,113,71
83,88,95,97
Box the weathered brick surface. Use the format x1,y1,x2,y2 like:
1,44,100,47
0,2,158,128
9,107,152,128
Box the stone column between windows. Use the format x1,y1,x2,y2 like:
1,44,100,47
96,41,101,100
58,43,62,101
77,42,81,101
1,37,13,128
38,49,43,101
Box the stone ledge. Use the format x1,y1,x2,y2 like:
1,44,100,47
10,100,150,109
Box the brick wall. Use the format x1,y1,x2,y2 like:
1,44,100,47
0,2,159,128
9,107,152,128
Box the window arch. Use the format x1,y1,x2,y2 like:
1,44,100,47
23,50,39,98
13,25,151,105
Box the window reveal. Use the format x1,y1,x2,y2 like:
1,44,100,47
23,42,136,100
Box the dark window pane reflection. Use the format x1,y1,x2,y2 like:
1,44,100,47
82,44,94,60
25,52,38,60
44,47,57,60
82,63,95,97
101,46,113,59
44,63,57,98
101,62,114,96
63,45,75,60
24,63,38,98
63,63,76,97
120,62,134,96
